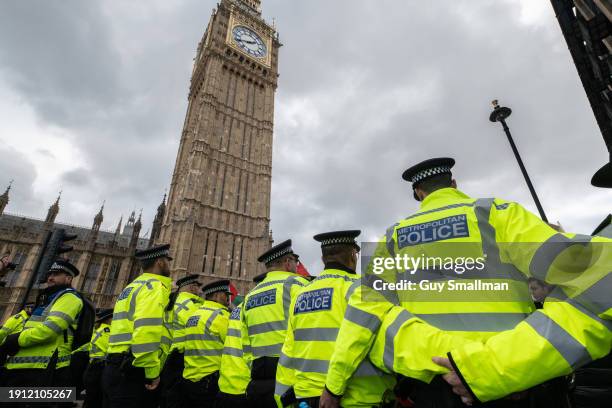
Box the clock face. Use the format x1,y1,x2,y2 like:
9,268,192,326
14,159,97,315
232,25,267,58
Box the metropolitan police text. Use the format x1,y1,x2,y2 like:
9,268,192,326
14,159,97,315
371,254,486,275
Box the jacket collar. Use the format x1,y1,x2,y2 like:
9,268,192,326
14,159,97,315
420,188,472,210
140,272,172,288
202,300,228,311
322,262,356,275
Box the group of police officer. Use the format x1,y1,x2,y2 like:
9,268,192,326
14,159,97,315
0,157,611,408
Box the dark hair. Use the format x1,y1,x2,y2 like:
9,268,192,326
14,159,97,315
321,244,354,266
140,258,157,270
415,173,452,194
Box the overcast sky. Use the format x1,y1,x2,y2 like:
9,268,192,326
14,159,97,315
0,0,610,272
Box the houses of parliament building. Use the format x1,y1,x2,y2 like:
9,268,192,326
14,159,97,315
0,0,279,322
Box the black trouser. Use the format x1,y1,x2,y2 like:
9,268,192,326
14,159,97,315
246,356,278,408
181,371,220,408
71,350,89,399
102,353,159,408
161,350,184,408
396,375,566,408
215,392,249,408
2,367,72,408
83,360,107,408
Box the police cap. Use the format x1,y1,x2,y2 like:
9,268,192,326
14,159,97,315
49,259,80,277
176,274,201,288
202,279,231,297
257,239,298,266
135,244,173,262
313,230,361,252
402,157,455,185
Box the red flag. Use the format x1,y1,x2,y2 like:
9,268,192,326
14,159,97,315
229,282,239,302
296,261,310,277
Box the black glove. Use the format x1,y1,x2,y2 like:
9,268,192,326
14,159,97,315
2,333,21,356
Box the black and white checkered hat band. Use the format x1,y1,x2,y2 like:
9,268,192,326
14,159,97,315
178,277,199,287
137,249,169,260
262,247,292,264
50,263,76,276
321,237,356,246
411,166,452,184
202,285,230,296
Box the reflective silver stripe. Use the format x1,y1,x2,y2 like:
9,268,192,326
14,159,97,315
43,320,63,334
7,356,51,363
113,311,129,320
58,355,72,363
91,330,104,347
474,198,524,281
315,274,358,284
529,234,592,281
227,328,242,338
404,202,476,221
274,381,291,397
183,333,221,342
243,344,251,354
573,272,612,316
284,356,328,373
384,309,413,372
172,335,185,343
223,347,243,357
161,336,172,345
278,352,291,368
29,316,44,322
385,223,399,257
354,358,384,377
525,312,592,368
109,333,133,343
184,348,222,357
548,288,612,331
254,279,286,290
415,312,527,332
344,305,381,333
345,279,361,301
283,277,304,318
131,342,161,353
47,311,74,324
293,327,338,342
175,301,190,313
134,317,163,328
251,343,282,357
205,309,223,333
248,320,285,335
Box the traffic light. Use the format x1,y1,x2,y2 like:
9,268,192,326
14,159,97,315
35,228,78,282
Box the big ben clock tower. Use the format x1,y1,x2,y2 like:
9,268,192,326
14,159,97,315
159,0,279,293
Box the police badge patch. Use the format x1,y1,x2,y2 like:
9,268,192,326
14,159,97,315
294,288,334,315
397,214,469,248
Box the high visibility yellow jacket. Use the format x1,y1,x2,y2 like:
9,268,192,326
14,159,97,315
326,188,612,402
164,291,203,355
276,266,395,407
182,300,229,382
89,323,111,361
107,272,172,379
218,304,251,395
241,271,309,363
0,310,29,345
6,288,83,370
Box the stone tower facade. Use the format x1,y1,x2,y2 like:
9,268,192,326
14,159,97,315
159,0,280,293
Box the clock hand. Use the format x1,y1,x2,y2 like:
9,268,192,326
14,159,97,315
241,39,257,44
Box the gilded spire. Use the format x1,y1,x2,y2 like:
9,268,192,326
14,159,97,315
45,190,61,224
0,180,12,215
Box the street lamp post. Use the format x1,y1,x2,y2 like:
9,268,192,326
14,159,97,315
489,100,549,223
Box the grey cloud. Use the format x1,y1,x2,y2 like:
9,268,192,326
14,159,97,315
0,0,609,270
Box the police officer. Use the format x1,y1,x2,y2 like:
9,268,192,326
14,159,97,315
102,244,173,408
321,158,612,407
217,272,267,408
241,240,309,407
181,279,232,408
2,260,84,390
83,308,113,408
0,302,33,345
161,274,204,408
276,230,395,408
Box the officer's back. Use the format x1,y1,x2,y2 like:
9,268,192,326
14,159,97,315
102,244,173,408
277,230,395,408
241,239,309,407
